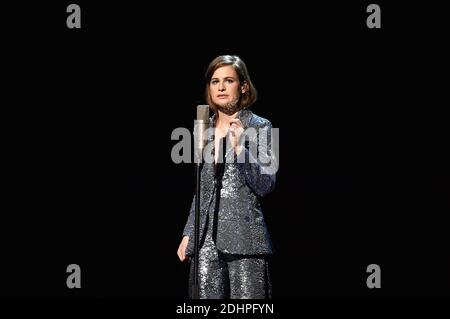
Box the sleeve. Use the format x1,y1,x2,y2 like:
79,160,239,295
235,119,277,197
182,195,195,238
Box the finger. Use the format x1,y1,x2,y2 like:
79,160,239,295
230,119,243,127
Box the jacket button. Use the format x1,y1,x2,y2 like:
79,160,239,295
244,215,250,222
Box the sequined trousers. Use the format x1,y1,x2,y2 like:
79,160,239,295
188,205,272,299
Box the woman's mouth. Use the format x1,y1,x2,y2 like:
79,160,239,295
217,94,229,99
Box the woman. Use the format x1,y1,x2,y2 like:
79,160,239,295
177,55,277,299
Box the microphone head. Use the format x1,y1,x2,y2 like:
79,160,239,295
194,105,209,163
196,105,210,122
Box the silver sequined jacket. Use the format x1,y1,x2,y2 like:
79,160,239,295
182,108,277,256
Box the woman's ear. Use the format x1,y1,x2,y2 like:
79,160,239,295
241,81,249,94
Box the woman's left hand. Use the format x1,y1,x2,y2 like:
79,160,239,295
229,119,244,155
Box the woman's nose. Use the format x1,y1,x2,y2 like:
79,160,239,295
218,82,225,91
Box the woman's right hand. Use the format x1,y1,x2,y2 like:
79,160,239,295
177,236,190,262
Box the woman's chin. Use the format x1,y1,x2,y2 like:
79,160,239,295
217,107,237,116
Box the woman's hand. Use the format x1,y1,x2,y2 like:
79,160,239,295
229,119,244,155
177,235,190,262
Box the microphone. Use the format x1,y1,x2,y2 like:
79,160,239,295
194,105,210,163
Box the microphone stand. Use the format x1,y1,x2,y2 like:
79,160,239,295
191,111,208,299
191,159,201,299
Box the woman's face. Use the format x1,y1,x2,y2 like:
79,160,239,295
209,65,244,115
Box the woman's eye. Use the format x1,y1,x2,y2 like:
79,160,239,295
227,79,234,83
211,80,218,84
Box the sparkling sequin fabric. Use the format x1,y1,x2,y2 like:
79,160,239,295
188,202,272,299
182,108,276,256
182,109,276,299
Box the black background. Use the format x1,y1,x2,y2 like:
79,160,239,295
1,1,449,300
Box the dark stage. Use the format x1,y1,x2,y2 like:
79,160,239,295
1,1,448,305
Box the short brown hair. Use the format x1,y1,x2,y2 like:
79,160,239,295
205,55,257,115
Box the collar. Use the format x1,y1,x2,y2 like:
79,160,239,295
210,108,253,130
